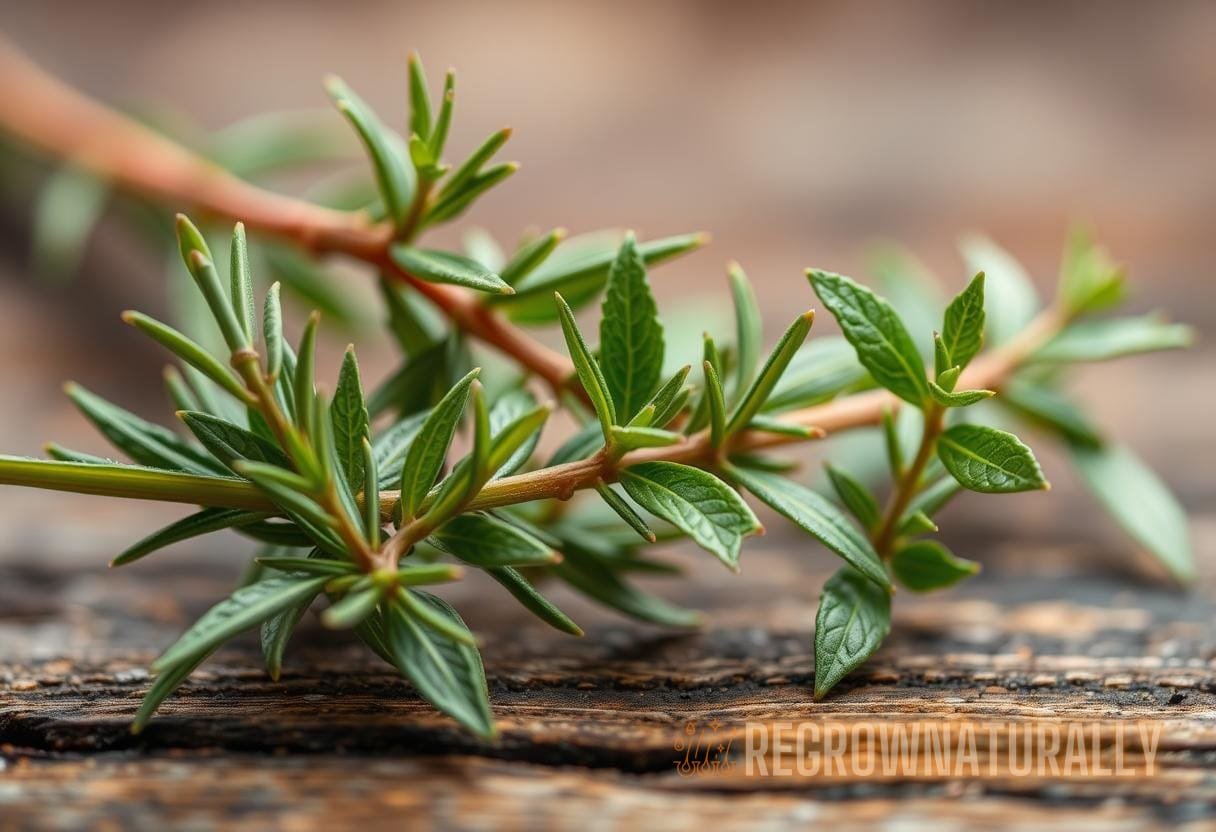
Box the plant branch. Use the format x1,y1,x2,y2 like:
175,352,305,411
0,41,575,396
870,403,943,558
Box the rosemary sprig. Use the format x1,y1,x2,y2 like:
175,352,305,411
0,50,1196,737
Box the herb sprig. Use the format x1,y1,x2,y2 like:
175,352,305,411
0,52,1195,736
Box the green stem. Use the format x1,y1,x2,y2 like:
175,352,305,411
871,403,944,559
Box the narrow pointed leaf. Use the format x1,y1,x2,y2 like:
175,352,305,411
554,552,700,628
131,649,214,734
1070,442,1194,583
123,312,248,402
824,464,880,530
386,592,496,738
486,566,583,635
153,574,330,671
114,507,270,566
399,369,479,518
322,586,383,629
391,247,511,295
728,262,763,395
556,293,615,436
229,223,255,342
928,382,994,408
326,76,415,229
729,465,890,590
599,234,665,420
263,282,284,379
332,348,370,491
180,411,292,471
704,360,727,448
940,272,986,370
1032,315,1194,364
595,482,656,543
499,228,565,286
407,53,433,140
726,310,815,434
960,234,1040,346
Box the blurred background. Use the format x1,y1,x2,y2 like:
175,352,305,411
0,0,1210,586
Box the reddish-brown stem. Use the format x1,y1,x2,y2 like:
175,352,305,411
0,41,575,397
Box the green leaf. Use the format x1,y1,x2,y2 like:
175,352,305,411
153,574,330,671
808,270,928,406
937,424,1049,493
1058,227,1126,316
180,245,249,353
498,232,706,323
555,292,616,437
640,365,691,427
332,348,370,492
959,234,1040,346
429,512,558,567
553,551,700,628
263,282,284,379
487,391,547,478
824,464,880,530
745,415,818,439
1032,315,1194,364
180,411,292,471
229,223,255,342
1070,442,1194,583
256,556,356,576
390,247,512,295
499,228,565,287
372,410,429,490
65,384,227,476
762,337,866,413
727,262,763,395
439,127,510,198
386,592,496,738
599,234,666,420
485,567,583,636
362,439,381,547
906,476,962,519
131,648,214,733
892,540,979,592
407,52,433,140
1000,380,1103,449
293,312,319,435
399,369,479,519
726,310,815,435
729,466,890,590
322,585,383,629
114,507,269,566
703,360,727,448
428,70,455,159
620,461,759,571
940,272,985,370
31,163,107,285
122,311,249,403
261,598,311,682
424,163,517,225
595,482,656,543
928,381,994,408
813,567,891,699
609,425,683,452
547,421,604,466
325,76,415,230
882,407,905,479
896,510,938,537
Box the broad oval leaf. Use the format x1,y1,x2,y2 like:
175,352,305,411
729,465,890,590
813,567,891,699
619,461,759,571
808,270,929,407
937,424,1049,493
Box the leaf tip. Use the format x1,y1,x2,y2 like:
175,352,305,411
120,310,138,325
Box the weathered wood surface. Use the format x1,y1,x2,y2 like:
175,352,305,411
3,510,1215,830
